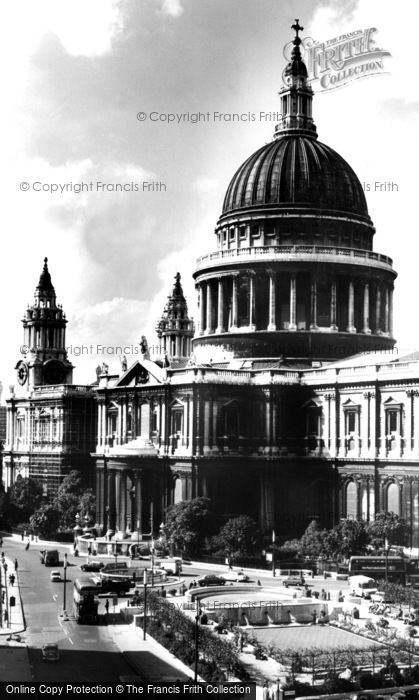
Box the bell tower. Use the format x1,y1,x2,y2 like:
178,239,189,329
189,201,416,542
16,258,73,389
156,273,194,360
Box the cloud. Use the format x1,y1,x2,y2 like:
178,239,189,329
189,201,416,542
159,0,184,18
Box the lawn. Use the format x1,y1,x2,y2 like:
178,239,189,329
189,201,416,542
250,624,379,651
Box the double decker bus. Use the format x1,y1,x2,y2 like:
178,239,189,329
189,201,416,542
73,577,100,624
348,555,406,583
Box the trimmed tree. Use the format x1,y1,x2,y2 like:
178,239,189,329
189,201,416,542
211,515,262,562
9,475,44,516
29,504,61,538
367,511,409,552
325,519,369,560
163,497,213,556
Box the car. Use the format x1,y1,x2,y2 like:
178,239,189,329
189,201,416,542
197,574,226,587
42,643,60,661
222,570,250,582
80,561,104,572
283,575,305,588
50,570,61,582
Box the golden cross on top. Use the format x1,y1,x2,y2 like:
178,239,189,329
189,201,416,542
291,19,303,40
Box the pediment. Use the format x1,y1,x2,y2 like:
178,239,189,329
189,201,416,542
114,359,165,387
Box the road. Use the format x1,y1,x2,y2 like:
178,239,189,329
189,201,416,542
4,537,135,681
3,536,350,681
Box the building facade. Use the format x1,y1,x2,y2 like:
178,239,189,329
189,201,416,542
4,23,419,545
3,259,96,498
91,24,419,544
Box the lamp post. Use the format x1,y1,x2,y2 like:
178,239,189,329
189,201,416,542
194,598,200,683
143,568,148,641
62,553,68,620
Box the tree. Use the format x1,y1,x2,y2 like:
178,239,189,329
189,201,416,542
325,519,369,560
163,497,213,556
53,470,94,529
298,520,328,558
9,475,44,515
211,516,262,562
29,504,61,538
367,511,409,552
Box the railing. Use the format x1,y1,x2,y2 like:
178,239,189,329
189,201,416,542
196,244,393,269
33,384,92,395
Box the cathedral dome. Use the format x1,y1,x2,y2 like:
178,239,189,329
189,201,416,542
222,135,369,220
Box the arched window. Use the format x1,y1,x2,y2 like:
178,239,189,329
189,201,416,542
387,482,400,515
346,481,357,518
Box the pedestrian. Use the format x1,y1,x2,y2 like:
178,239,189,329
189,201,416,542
25,542,30,551
105,599,109,615
14,558,18,571
87,544,92,556
9,574,15,586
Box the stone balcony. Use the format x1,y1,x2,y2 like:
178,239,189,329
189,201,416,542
195,244,394,274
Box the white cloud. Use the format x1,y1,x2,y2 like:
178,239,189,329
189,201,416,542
159,0,184,18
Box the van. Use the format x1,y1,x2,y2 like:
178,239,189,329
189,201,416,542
158,558,182,576
349,574,377,598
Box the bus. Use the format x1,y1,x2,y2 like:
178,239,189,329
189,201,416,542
73,577,100,624
348,555,406,583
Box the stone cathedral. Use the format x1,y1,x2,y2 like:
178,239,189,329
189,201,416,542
5,23,419,547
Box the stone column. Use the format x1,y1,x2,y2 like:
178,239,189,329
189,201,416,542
199,282,206,335
98,403,103,448
108,471,116,531
115,471,122,531
264,390,272,455
267,270,276,331
122,398,127,444
212,399,219,454
347,280,356,332
205,281,213,334
135,472,143,535
389,287,394,337
310,277,318,329
289,274,297,330
249,273,256,330
384,287,389,334
102,403,108,445
375,285,382,334
119,471,127,533
216,278,225,333
231,276,238,329
363,283,371,334
203,397,211,455
117,403,123,445
272,400,279,454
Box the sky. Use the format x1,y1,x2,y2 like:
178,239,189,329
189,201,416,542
1,0,418,393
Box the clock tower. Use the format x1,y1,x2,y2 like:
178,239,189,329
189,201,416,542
16,258,73,389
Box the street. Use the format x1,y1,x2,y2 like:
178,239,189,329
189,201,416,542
3,537,136,681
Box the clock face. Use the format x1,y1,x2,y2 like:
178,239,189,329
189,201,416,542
44,360,66,385
17,362,29,386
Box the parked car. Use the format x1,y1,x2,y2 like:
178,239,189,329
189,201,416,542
283,575,305,587
222,570,250,582
42,643,60,661
50,570,61,582
80,561,104,573
197,574,226,587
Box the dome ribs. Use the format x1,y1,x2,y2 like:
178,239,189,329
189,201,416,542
221,135,371,224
